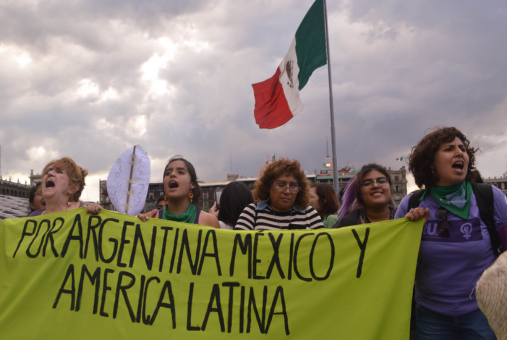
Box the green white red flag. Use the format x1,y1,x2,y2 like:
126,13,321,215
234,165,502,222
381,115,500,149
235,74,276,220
253,0,327,129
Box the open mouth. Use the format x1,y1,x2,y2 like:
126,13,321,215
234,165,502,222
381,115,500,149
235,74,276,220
169,181,179,189
46,180,55,188
452,161,464,170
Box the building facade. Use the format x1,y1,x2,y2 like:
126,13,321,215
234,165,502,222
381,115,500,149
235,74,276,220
483,170,507,196
197,165,409,211
0,177,31,199
98,163,409,212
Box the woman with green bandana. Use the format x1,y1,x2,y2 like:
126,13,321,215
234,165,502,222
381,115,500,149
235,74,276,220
395,127,507,340
137,156,219,228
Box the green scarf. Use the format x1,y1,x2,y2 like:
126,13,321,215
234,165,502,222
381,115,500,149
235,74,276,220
419,180,472,219
162,203,197,224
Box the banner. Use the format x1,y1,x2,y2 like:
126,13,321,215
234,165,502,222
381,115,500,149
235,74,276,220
0,208,423,339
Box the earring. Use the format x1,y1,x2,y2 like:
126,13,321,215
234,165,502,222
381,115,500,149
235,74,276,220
189,191,194,202
164,196,168,203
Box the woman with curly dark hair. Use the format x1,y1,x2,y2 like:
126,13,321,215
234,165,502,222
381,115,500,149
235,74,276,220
234,158,324,230
395,127,507,339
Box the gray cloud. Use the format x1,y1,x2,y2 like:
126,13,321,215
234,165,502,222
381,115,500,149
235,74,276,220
1,0,507,199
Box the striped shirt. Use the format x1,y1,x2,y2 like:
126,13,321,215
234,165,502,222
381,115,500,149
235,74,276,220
234,202,324,231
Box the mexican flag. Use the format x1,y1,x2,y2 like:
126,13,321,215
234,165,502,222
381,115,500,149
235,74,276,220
396,157,404,161
253,0,327,129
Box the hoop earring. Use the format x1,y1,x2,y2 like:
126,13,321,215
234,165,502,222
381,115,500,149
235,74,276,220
189,191,194,202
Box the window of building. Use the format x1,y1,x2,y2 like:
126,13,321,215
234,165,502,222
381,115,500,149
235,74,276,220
149,192,154,200
203,202,209,210
395,176,399,182
502,183,505,190
395,186,399,192
203,192,208,200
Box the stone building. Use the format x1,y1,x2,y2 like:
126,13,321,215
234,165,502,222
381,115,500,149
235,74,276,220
29,169,43,186
483,169,507,196
98,161,409,212
0,177,31,199
197,165,409,211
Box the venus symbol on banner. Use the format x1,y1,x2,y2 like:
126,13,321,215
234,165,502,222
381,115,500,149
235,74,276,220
107,145,150,216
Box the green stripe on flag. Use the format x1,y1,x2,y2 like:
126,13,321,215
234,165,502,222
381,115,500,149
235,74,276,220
295,0,327,91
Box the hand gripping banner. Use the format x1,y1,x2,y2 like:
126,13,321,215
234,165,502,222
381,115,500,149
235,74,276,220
0,208,423,339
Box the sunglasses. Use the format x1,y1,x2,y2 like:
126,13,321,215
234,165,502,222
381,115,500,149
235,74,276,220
435,207,449,237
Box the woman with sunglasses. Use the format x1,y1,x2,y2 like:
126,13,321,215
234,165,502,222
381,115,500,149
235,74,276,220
137,156,219,228
234,158,324,231
333,163,428,228
395,127,507,340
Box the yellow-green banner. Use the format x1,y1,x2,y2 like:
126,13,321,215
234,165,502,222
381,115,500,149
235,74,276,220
0,208,423,339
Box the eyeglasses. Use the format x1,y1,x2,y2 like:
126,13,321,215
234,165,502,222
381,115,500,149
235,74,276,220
272,182,301,193
361,177,389,187
435,207,449,237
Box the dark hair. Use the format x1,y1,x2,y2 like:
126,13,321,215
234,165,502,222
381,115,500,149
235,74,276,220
354,164,393,209
472,170,483,184
218,182,254,226
253,158,310,210
339,163,394,217
312,184,339,218
29,185,38,206
28,183,42,214
163,157,201,206
155,195,165,205
409,127,477,188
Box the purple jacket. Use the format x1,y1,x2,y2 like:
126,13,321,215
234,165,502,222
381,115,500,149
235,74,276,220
29,201,86,217
395,185,507,316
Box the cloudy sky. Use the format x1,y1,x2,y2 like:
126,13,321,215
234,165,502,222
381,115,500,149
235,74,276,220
1,0,507,201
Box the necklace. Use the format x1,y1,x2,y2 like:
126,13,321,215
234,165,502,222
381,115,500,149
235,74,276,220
269,206,293,229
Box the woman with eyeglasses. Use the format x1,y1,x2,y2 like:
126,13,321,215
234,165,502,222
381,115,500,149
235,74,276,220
395,127,507,340
333,163,428,228
234,158,324,231
137,156,220,228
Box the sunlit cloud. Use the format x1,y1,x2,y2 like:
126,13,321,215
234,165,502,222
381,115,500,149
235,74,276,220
15,53,32,69
100,87,120,101
26,147,58,162
126,115,147,136
75,79,100,98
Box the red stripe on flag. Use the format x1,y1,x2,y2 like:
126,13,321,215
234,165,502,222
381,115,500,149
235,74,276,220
252,68,293,129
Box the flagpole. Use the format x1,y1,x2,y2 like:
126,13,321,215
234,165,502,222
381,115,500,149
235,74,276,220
323,0,340,201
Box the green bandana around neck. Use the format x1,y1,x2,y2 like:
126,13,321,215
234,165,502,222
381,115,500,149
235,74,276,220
162,203,197,224
419,180,472,219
